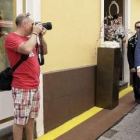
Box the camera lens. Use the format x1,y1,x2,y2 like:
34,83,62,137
42,22,52,30
35,22,52,30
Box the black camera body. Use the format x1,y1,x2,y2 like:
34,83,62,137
35,22,52,30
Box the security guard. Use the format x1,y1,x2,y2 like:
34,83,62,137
127,21,140,103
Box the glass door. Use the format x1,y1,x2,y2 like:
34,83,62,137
0,0,14,71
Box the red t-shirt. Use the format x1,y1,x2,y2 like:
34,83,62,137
5,32,40,89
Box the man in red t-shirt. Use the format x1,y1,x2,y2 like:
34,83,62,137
5,13,47,140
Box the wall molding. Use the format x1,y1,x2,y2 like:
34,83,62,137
0,117,13,125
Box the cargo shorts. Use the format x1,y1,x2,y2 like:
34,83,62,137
12,87,40,125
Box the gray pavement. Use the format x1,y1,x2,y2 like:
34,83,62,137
98,104,140,140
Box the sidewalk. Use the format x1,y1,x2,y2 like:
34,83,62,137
98,104,140,140
36,87,137,140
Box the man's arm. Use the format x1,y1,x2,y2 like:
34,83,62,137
41,37,47,55
17,24,42,54
17,34,38,54
127,40,134,69
127,40,136,73
40,27,47,55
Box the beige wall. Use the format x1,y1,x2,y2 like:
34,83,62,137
130,0,140,32
41,0,101,73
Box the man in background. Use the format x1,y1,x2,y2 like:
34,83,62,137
127,21,140,103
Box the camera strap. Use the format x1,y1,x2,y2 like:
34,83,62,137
12,54,29,72
36,37,44,66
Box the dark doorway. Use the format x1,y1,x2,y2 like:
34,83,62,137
104,0,123,21
104,0,124,80
104,0,128,87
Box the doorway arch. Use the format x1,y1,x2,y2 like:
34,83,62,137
101,0,131,84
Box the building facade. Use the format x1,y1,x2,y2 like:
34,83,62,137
0,0,140,138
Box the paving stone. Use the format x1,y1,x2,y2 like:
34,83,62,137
98,104,140,140
98,136,111,140
102,129,118,138
109,131,133,140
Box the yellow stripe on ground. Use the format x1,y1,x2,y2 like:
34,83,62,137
36,86,133,140
36,107,102,140
119,86,133,98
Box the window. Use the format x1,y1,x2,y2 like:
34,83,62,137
0,0,14,71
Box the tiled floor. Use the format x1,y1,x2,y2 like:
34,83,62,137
98,104,140,140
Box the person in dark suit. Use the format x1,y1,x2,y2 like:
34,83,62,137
128,21,140,103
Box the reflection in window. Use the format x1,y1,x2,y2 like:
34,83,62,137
0,0,13,71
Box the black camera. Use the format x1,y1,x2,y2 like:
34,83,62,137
35,22,52,30
35,22,52,66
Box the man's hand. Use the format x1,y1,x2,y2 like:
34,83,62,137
130,68,136,73
41,27,47,36
33,23,43,35
137,68,140,78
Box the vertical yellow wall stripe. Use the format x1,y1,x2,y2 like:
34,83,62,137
13,0,17,30
22,0,26,13
130,0,140,33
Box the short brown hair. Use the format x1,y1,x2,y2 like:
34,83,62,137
135,21,140,28
113,13,122,20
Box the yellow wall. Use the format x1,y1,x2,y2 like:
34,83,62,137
130,0,140,32
41,0,101,73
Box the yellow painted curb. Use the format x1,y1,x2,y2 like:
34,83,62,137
37,107,102,140
36,86,133,140
119,86,133,98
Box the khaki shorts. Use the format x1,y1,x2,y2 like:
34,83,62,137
12,87,40,125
